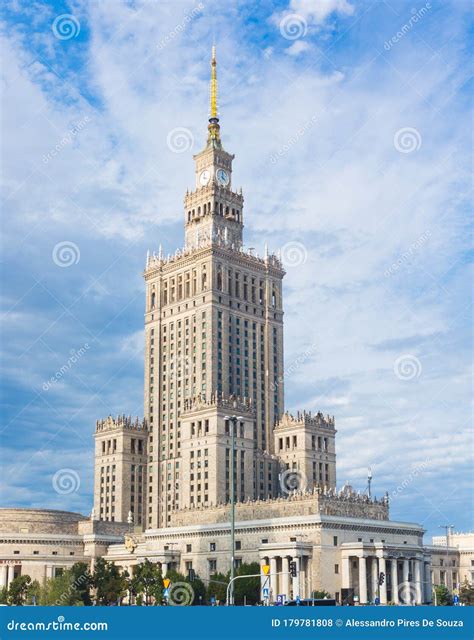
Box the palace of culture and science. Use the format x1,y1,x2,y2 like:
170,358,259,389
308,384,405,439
3,49,470,605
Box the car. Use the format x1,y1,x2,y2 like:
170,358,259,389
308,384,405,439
284,598,337,606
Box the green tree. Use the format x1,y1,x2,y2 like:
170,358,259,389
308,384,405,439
39,564,92,606
188,575,206,605
92,558,128,606
459,579,474,606
233,562,260,606
207,573,229,604
434,584,453,606
0,587,8,604
132,559,163,606
8,575,32,606
69,563,92,606
39,572,72,606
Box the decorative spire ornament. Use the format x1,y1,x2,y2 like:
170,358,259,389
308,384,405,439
207,46,221,147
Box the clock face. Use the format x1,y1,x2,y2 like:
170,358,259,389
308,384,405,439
199,170,210,186
216,168,230,186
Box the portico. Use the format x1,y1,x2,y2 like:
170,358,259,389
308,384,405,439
259,541,313,603
341,543,430,605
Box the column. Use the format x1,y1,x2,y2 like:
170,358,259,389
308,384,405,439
282,557,290,602
402,559,410,605
270,556,278,603
424,562,432,604
371,557,378,603
260,557,269,601
300,557,307,598
0,565,7,589
414,559,422,605
7,565,15,587
292,557,300,600
379,556,387,604
391,559,399,604
358,556,367,604
341,556,351,590
161,562,168,576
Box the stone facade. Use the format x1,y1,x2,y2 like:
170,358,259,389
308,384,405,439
0,509,128,587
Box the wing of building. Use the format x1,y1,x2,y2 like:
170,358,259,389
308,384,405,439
1,49,470,605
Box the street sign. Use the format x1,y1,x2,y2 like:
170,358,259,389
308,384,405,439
277,594,285,604
262,565,270,575
453,595,459,604
296,595,300,605
210,596,216,604
262,588,269,598
163,578,171,589
375,597,380,605
163,588,170,597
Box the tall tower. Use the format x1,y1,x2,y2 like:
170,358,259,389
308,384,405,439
143,49,285,528
93,416,148,526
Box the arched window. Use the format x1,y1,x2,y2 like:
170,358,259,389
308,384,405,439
217,267,223,291
219,202,223,215
198,206,201,216
272,286,276,308
188,211,191,222
151,291,156,309
201,266,207,291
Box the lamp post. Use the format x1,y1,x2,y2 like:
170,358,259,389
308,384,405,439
224,414,243,605
439,524,454,591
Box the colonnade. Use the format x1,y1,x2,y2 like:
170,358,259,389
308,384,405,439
260,554,310,603
0,563,17,589
341,554,432,604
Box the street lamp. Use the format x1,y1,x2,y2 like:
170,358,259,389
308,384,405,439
439,524,455,591
224,414,244,605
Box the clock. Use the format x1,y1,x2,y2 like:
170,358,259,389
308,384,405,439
216,168,230,186
199,170,210,186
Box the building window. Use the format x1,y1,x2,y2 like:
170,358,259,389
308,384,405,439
235,541,241,550
335,564,339,574
208,559,217,573
186,544,192,553
333,536,338,546
210,542,216,552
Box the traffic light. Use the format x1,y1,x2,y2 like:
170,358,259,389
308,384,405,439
378,572,385,586
289,561,297,578
188,568,196,582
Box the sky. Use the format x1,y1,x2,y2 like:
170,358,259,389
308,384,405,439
0,0,472,541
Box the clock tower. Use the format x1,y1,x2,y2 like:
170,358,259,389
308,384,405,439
184,46,244,251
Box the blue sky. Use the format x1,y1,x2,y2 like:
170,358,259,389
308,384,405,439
0,0,472,541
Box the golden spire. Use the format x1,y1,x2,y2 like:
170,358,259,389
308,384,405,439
207,45,221,147
210,45,218,119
